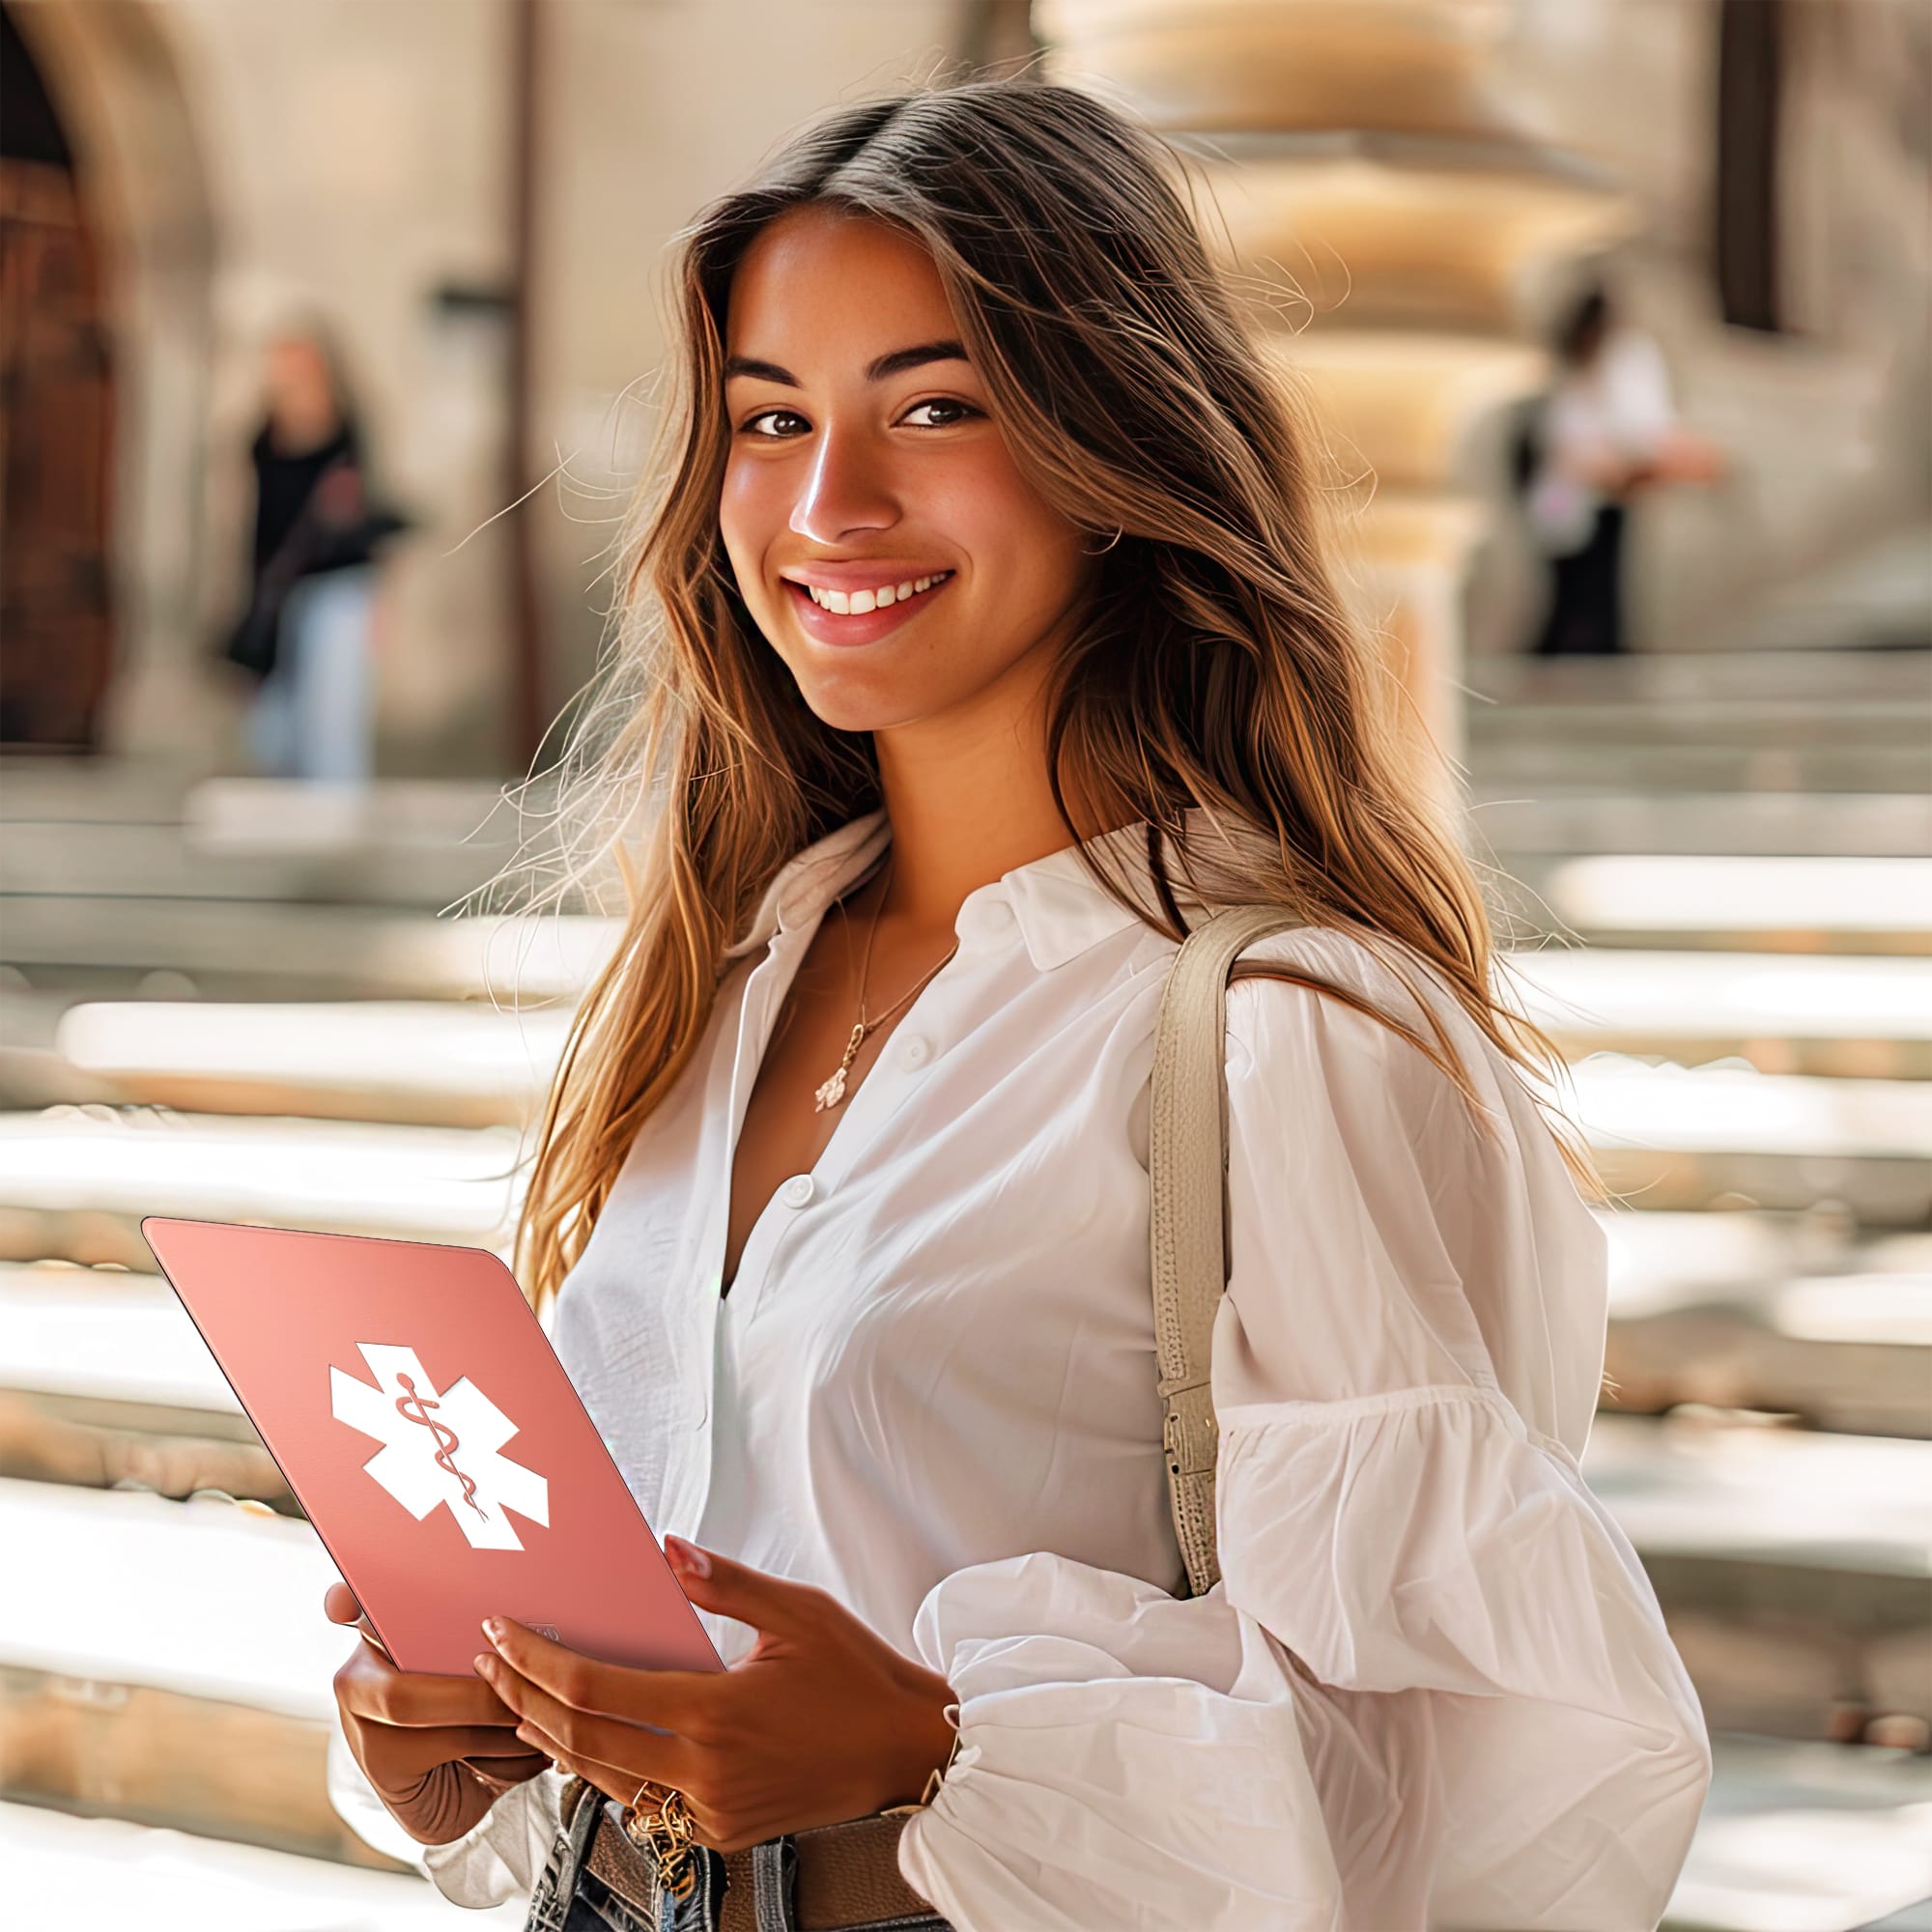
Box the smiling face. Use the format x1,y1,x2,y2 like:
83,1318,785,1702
718,204,1095,737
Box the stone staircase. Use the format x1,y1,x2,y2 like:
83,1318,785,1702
1467,643,1932,1927
3,652,1930,1924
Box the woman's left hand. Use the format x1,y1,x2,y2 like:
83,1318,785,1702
473,1536,959,1855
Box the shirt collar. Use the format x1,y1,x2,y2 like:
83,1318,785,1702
722,807,1176,974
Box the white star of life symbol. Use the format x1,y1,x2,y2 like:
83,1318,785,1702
329,1343,550,1551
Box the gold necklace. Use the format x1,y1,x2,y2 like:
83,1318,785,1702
812,853,958,1112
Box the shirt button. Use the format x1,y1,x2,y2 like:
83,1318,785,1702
900,1034,930,1066
956,893,1014,942
780,1174,815,1208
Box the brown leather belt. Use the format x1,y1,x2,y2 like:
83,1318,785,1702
558,1772,953,1931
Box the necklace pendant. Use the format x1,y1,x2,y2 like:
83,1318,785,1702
813,1022,867,1114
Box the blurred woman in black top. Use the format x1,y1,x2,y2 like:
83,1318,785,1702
228,319,406,782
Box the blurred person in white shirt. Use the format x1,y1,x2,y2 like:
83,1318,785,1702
1524,281,1726,656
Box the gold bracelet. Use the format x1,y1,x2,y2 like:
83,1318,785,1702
620,1780,700,1903
918,1702,965,1808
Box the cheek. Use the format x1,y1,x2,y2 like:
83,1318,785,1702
717,461,782,588
929,460,1086,612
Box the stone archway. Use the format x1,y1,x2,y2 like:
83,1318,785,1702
7,0,222,764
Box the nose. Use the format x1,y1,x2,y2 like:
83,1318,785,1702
788,418,899,549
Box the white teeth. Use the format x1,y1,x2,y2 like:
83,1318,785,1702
806,572,950,615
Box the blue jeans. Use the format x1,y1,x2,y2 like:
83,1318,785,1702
246,564,376,781
523,1781,953,1932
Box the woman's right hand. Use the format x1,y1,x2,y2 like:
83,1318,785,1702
327,1579,554,1847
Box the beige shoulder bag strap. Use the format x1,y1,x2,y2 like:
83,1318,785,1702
1150,903,1308,1599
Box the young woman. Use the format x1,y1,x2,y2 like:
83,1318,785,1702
326,78,1711,1930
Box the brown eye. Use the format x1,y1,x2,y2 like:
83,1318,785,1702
903,399,981,428
739,408,806,439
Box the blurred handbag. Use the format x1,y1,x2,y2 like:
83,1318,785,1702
220,502,317,679
220,455,412,678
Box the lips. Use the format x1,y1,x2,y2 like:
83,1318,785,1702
781,570,956,648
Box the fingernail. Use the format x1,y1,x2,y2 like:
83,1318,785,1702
482,1617,504,1643
666,1536,710,1577
473,1652,494,1675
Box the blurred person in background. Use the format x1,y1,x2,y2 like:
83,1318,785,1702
218,318,409,781
1521,280,1726,656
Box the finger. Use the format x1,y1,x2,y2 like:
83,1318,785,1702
474,1649,701,1795
507,1717,709,1844
337,1651,526,1731
479,1621,718,1738
324,1580,362,1625
460,1747,553,1789
351,1721,551,1790
663,1537,832,1636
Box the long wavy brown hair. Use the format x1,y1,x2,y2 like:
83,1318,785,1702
473,74,1603,1326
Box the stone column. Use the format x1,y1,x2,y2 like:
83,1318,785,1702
1036,0,1636,794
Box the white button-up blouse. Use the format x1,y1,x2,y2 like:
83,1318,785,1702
327,805,1712,1928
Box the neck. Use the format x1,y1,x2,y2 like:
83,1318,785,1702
867,630,1125,935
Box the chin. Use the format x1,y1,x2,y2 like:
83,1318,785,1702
795,685,934,735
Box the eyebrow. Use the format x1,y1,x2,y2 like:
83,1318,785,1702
722,339,972,387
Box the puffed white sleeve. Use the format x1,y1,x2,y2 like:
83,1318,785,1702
326,1713,566,1909
895,935,1712,1931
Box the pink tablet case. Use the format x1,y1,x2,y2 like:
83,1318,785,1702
141,1215,724,1679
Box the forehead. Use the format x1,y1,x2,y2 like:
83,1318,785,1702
725,206,955,354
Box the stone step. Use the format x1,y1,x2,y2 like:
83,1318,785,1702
1471,740,1927,792
1661,1734,1932,1932
1583,1412,1932,1739
25,995,572,1127
1598,1211,1932,1433
0,817,514,913
1494,854,1932,955
4,1799,526,1927
0,896,619,998
1468,696,1931,754
1602,1208,1932,1298
1571,1059,1932,1163
0,772,547,919
0,1107,524,1269
1605,1267,1932,1438
1469,790,1931,859
0,762,518,839
0,1475,350,1716
1572,1057,1932,1225
0,1261,290,1500
0,1475,373,1862
1510,950,1932,1079
1463,647,1932,708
